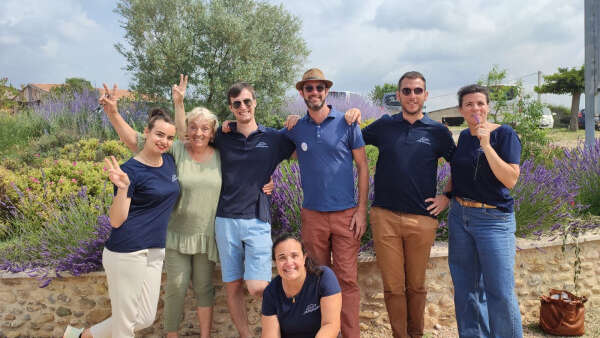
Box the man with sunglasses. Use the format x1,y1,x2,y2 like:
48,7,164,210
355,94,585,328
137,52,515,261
210,82,296,338
355,71,456,337
283,68,369,338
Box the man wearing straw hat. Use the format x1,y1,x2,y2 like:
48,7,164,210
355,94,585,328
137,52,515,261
283,68,369,338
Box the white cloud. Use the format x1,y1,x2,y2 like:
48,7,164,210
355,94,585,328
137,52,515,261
58,12,100,42
0,0,585,110
267,0,584,109
0,35,20,44
40,39,59,57
0,0,130,88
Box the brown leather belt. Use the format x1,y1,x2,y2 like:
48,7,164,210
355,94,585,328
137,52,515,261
455,197,497,209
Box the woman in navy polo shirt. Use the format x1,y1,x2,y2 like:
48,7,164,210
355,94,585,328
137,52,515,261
261,234,342,338
447,84,523,338
63,101,180,337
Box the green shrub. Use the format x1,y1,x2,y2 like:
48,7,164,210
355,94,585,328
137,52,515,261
0,111,50,156
59,138,131,162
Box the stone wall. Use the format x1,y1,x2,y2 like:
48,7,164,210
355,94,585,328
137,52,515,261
1,235,599,337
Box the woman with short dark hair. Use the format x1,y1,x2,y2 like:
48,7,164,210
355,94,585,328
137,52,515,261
447,84,523,337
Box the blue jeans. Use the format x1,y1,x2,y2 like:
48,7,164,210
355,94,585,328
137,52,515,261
448,199,523,338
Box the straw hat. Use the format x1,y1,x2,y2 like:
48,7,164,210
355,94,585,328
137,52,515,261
295,68,333,90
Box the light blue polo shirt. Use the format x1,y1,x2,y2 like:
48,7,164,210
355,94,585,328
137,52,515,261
284,106,365,211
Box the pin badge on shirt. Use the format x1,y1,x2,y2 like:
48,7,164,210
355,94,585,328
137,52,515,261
301,142,308,151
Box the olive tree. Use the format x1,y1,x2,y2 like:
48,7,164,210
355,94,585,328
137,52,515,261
115,0,309,121
535,66,584,131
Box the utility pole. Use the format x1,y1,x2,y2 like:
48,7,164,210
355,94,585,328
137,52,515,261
585,0,599,146
537,71,542,103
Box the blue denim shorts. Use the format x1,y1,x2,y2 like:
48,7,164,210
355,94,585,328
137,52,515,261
214,217,273,282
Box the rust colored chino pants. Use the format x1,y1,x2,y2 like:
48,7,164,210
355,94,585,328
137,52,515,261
369,207,438,338
301,207,361,338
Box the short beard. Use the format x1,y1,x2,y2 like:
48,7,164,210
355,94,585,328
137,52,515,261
304,98,326,111
401,103,423,115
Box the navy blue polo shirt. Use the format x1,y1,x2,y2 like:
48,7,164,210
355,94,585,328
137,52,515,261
362,113,456,218
284,107,365,211
105,154,180,253
262,266,341,338
214,125,295,223
451,125,521,212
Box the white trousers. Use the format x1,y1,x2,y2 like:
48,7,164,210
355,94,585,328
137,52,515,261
90,247,165,338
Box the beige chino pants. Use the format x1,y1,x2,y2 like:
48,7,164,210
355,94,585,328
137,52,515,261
89,247,165,338
370,207,438,338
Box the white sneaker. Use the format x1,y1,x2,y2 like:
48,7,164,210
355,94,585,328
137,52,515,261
63,325,84,338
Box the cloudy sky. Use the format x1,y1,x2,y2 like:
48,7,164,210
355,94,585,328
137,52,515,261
0,0,585,111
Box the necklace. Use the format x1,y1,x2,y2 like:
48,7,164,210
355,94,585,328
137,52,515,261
136,153,162,167
283,281,303,304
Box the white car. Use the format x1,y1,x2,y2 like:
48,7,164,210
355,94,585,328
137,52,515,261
540,107,554,128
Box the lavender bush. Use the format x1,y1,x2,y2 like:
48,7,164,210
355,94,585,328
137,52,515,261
270,161,303,237
0,186,111,286
32,89,150,139
553,139,600,216
512,159,579,237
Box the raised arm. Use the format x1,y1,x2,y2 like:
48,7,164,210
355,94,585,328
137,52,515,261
172,74,188,139
99,83,138,152
316,293,342,338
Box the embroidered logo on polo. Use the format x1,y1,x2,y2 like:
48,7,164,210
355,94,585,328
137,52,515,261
303,303,320,315
416,137,432,145
255,141,269,148
301,142,308,151
171,174,178,182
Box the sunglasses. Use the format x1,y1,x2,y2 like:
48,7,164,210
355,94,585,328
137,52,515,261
400,87,425,96
303,85,326,93
231,98,253,109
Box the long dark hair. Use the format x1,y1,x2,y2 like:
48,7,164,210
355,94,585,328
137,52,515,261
272,233,323,277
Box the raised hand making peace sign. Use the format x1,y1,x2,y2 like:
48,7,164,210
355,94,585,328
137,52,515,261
172,74,188,105
104,156,130,190
99,83,119,116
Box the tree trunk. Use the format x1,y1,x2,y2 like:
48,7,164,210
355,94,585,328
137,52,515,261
569,92,581,131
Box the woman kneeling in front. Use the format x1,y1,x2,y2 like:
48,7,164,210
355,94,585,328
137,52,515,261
261,234,342,338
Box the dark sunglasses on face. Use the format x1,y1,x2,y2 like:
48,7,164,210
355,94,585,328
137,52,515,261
232,98,253,109
400,87,425,96
303,85,325,93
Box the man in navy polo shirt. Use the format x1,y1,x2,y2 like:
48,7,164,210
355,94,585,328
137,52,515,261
212,82,295,338
284,68,369,338
360,71,456,338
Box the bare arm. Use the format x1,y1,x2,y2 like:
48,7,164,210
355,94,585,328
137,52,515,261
481,145,520,189
477,124,520,189
425,174,452,216
109,188,131,228
172,74,188,139
104,156,131,228
316,293,342,338
349,146,368,240
100,83,139,152
260,315,282,338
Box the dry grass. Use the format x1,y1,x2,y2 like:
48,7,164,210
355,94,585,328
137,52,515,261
447,126,599,149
